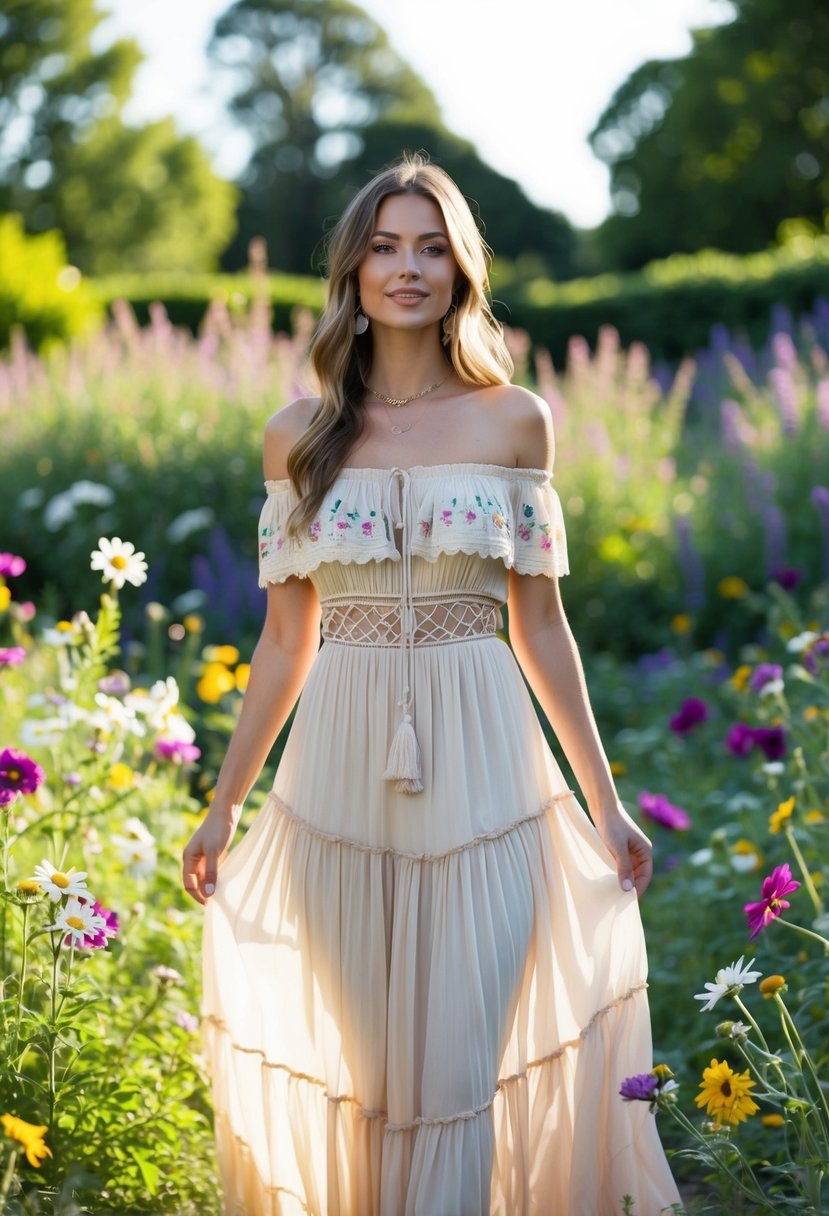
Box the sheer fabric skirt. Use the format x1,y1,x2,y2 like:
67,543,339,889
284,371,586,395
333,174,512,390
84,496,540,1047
201,635,682,1215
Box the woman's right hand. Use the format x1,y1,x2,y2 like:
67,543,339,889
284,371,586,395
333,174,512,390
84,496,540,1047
181,808,239,906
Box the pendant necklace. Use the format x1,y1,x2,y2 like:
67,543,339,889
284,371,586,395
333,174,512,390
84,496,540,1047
365,370,452,432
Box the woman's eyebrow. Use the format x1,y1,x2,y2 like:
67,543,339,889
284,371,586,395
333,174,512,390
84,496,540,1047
371,230,448,240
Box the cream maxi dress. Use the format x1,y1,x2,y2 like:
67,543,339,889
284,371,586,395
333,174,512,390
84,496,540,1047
201,463,683,1216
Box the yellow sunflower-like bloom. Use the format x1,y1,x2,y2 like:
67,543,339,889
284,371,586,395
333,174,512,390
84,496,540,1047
759,975,786,998
107,762,134,790
196,662,236,704
695,1058,759,1125
718,576,749,599
670,613,692,635
761,1113,785,1128
1,1113,53,1167
768,796,795,835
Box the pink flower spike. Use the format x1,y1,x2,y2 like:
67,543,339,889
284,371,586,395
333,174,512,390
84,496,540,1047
744,863,800,939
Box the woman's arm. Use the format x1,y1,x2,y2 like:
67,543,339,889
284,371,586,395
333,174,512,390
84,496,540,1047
507,388,654,897
181,403,321,905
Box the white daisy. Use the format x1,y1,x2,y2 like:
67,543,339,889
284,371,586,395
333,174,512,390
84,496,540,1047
786,630,818,653
89,692,146,737
112,817,157,877
125,677,181,730
694,956,762,1012
758,678,784,698
30,860,90,902
90,537,148,590
47,896,106,943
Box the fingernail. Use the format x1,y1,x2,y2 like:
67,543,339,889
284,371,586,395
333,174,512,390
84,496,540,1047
622,879,633,891
204,883,215,895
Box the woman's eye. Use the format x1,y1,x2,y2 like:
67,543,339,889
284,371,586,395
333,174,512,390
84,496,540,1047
372,243,394,253
423,245,447,256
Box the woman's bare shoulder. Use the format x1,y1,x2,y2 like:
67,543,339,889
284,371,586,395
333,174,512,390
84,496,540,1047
263,397,321,481
481,383,555,470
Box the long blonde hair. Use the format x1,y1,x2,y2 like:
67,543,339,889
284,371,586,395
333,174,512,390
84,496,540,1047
285,152,514,538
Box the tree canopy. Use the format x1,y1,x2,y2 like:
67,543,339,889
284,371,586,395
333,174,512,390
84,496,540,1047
0,0,237,273
588,0,829,270
209,0,578,277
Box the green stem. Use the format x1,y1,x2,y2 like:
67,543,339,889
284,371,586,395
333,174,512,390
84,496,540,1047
0,1146,19,1208
1,811,10,982
12,903,30,1055
47,932,61,1129
666,1106,770,1207
775,995,829,1141
733,994,771,1054
784,825,823,917
775,916,829,954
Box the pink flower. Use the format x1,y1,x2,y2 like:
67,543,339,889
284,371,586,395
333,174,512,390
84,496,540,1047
0,553,26,577
669,698,709,734
67,899,119,950
517,524,531,541
419,520,432,537
464,510,477,523
441,510,453,526
539,534,552,551
0,647,26,667
361,520,374,536
0,748,45,801
336,520,348,530
154,739,201,764
744,863,800,938
175,1009,199,1033
638,791,691,831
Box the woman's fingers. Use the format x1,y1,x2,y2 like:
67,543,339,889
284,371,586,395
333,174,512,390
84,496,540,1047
182,838,207,905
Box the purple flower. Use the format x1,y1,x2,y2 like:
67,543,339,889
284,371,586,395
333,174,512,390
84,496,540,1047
175,1009,199,1033
0,553,26,577
0,748,45,802
620,1073,660,1102
0,647,27,667
69,899,120,950
771,567,801,590
748,663,782,693
744,863,800,939
154,739,201,764
638,791,692,831
669,697,709,734
726,723,756,757
802,636,829,675
97,671,131,696
753,726,786,761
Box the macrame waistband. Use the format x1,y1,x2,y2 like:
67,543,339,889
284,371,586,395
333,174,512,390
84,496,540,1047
320,593,502,648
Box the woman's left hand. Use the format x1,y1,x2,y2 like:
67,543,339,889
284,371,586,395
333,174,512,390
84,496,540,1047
593,804,654,898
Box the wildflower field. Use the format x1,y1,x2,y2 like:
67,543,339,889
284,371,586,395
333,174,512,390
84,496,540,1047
1,296,828,1212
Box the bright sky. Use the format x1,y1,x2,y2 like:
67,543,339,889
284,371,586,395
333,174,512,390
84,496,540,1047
95,0,734,229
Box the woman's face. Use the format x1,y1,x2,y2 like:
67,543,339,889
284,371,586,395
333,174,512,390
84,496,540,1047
356,192,459,334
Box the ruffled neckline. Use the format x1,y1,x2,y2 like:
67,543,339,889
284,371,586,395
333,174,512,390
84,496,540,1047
264,463,552,493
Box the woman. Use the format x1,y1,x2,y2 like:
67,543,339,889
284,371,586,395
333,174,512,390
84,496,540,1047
182,153,683,1215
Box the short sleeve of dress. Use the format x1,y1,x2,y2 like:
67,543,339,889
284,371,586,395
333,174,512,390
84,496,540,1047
509,474,570,578
257,479,303,586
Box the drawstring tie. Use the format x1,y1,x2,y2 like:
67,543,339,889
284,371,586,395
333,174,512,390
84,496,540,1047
382,468,423,794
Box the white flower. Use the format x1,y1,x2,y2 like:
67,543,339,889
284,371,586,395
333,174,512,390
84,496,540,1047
89,692,146,737
786,630,818,653
762,762,785,776
728,1021,751,1039
153,964,184,986
694,956,762,1012
19,717,68,749
759,678,784,697
30,860,90,902
166,507,215,543
125,677,181,730
731,847,762,874
112,817,157,876
689,847,713,867
47,896,106,943
90,537,148,589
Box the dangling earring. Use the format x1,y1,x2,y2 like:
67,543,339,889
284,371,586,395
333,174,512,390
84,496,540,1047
441,298,458,343
354,308,369,335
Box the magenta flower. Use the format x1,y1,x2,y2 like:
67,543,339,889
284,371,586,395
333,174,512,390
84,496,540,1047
620,1073,659,1102
0,647,27,667
771,567,801,590
638,791,691,831
154,739,201,764
0,553,26,577
744,863,800,938
726,723,786,760
0,748,46,804
68,900,120,950
669,697,709,734
748,663,782,693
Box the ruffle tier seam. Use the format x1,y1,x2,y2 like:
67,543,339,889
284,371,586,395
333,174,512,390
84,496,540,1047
265,788,575,861
203,981,649,1134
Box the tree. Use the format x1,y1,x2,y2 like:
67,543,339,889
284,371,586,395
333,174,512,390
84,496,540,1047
588,0,829,270
0,0,237,273
209,0,577,278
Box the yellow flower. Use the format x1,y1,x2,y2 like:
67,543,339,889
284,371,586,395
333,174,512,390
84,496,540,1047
235,663,250,692
183,614,204,634
804,810,825,825
609,760,626,777
651,1063,674,1081
204,644,240,666
731,664,752,691
15,879,43,903
0,585,10,611
695,1059,759,1125
703,648,726,666
107,762,134,790
196,662,236,704
761,1113,785,1128
759,975,786,998
718,576,749,599
803,706,822,722
732,838,763,870
670,613,692,635
1,1113,53,1168
768,796,795,835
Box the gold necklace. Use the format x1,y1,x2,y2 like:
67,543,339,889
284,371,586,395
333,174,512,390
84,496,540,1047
366,370,451,407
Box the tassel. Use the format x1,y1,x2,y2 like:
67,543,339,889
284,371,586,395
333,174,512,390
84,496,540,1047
383,712,424,794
